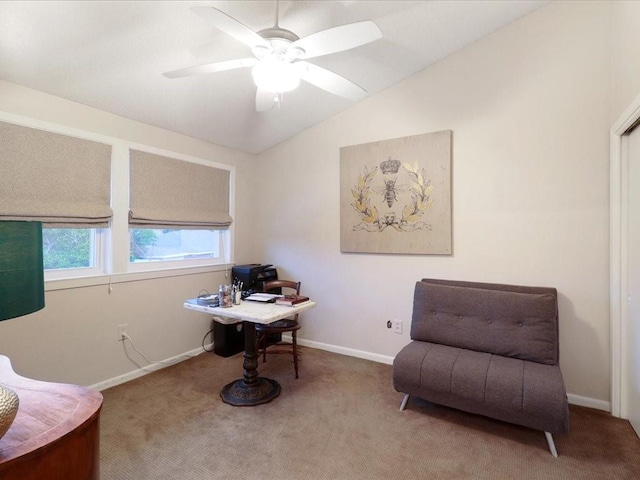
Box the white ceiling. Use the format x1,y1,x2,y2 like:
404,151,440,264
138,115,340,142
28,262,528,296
0,1,548,154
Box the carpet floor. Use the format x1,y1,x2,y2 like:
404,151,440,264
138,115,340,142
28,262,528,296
100,347,640,479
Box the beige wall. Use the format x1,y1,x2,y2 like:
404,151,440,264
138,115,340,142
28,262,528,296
0,271,229,386
611,0,640,122
0,81,256,385
253,1,613,405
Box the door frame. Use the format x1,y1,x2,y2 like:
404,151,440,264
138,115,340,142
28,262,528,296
610,91,640,418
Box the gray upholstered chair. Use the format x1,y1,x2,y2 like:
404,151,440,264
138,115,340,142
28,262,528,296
393,279,569,457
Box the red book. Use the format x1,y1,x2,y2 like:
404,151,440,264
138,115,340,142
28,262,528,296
275,294,310,306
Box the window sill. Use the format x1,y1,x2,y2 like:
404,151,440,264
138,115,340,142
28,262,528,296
45,263,234,292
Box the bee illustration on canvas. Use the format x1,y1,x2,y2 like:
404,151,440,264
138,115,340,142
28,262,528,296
373,178,409,208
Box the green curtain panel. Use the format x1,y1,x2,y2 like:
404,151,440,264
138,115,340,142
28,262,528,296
0,221,45,321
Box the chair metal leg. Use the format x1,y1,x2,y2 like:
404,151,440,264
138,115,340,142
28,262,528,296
399,393,410,411
544,431,558,458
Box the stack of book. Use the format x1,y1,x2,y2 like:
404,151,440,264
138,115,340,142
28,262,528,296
275,294,310,306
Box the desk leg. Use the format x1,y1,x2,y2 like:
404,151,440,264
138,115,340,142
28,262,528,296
220,321,281,406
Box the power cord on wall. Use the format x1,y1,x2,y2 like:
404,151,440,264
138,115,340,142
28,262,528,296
202,327,215,352
120,331,214,371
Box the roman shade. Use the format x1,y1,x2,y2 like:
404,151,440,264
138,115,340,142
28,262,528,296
129,150,232,229
0,121,113,227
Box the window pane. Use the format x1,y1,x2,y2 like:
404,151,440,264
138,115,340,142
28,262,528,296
130,229,219,263
43,228,95,270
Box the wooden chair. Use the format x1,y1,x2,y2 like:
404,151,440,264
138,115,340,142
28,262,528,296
256,279,302,379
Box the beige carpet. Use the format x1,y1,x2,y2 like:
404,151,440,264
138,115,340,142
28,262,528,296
100,347,640,480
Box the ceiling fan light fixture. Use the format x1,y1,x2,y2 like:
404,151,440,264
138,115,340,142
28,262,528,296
168,6,384,111
252,60,301,93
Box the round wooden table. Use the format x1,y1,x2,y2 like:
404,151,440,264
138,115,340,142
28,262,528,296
0,355,103,480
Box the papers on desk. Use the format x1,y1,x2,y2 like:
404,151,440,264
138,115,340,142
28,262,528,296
184,297,316,324
244,293,281,303
185,297,218,308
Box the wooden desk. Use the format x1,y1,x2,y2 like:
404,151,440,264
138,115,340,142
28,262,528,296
184,299,316,406
0,355,103,480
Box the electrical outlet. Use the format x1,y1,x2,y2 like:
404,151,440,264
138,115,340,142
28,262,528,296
392,320,403,334
118,324,129,341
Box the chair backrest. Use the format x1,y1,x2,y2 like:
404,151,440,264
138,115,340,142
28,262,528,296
262,279,301,295
262,280,302,322
412,279,559,365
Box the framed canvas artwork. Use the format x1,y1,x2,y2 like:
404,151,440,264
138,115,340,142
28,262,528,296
340,130,452,255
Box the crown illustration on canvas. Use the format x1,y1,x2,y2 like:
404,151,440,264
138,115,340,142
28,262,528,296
380,158,401,174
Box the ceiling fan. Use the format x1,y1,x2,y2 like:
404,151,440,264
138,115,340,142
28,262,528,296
163,3,383,112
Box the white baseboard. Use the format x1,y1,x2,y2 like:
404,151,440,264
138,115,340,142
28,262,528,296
92,338,612,414
295,337,395,365
567,393,610,412
295,337,612,413
89,343,213,391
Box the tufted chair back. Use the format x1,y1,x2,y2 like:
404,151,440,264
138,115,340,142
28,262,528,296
412,279,559,365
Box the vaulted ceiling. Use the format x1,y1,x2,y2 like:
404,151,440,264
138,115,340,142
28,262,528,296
0,1,548,154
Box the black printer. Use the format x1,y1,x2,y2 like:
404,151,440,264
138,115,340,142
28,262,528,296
212,263,279,358
231,264,278,294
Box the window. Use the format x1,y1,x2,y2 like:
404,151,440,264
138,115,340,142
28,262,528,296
1,119,234,284
128,149,232,271
129,228,221,263
0,120,113,282
43,228,106,280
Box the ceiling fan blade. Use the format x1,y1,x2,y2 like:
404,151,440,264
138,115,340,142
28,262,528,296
190,6,268,49
293,20,382,60
256,88,277,112
298,62,367,101
164,58,258,79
